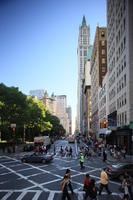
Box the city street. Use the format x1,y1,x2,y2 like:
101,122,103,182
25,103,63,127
0,140,123,200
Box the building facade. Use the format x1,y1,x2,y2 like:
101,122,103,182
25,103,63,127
90,27,107,138
66,106,72,135
77,16,90,132
107,0,133,154
41,91,56,116
82,45,92,137
55,95,70,134
98,73,109,137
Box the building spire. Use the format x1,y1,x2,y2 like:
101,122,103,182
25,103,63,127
82,15,86,27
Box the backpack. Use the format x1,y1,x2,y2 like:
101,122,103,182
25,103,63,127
60,179,68,191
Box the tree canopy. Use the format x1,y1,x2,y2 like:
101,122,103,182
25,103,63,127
0,83,66,143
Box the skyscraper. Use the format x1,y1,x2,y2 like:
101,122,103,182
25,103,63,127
77,16,90,132
90,27,107,137
107,0,133,154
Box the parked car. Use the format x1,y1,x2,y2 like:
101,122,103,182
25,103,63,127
21,152,53,164
107,162,133,180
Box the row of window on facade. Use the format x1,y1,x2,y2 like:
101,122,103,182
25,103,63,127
108,57,115,74
116,55,126,77
99,96,106,108
99,83,106,99
109,101,116,114
117,74,126,93
108,17,125,57
117,92,127,110
108,39,115,61
117,111,127,126
80,50,87,57
116,37,126,61
99,107,106,120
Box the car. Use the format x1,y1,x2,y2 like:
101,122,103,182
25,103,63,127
107,162,133,180
21,152,53,164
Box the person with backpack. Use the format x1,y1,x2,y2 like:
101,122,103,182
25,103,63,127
65,169,75,195
61,175,71,200
83,174,90,200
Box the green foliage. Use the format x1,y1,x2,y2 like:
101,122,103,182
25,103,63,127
0,83,66,142
45,111,66,137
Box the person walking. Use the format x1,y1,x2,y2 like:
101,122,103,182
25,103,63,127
83,174,90,200
88,179,97,200
60,146,64,157
121,173,132,200
69,147,73,158
80,152,85,169
103,149,107,162
99,167,112,195
121,176,130,200
65,169,75,195
61,175,71,200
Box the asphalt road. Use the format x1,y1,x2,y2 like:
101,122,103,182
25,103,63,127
0,139,123,200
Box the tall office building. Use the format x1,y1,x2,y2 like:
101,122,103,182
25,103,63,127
107,0,133,153
90,27,107,137
66,106,72,134
77,16,90,132
41,91,56,116
82,45,93,137
55,95,70,134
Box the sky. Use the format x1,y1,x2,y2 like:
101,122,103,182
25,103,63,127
0,0,106,133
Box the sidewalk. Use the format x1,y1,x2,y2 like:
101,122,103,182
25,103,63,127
0,145,23,156
107,151,133,163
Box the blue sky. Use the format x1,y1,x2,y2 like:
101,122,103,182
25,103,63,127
0,0,106,132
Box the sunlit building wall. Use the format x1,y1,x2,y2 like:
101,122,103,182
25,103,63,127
77,16,90,133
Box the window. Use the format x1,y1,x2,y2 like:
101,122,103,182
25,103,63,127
101,31,105,37
124,74,126,86
84,50,87,56
125,112,127,123
101,40,105,46
102,49,105,55
102,58,105,64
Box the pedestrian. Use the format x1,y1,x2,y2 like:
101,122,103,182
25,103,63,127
60,146,64,157
61,175,71,200
121,175,130,200
88,179,97,200
53,144,56,155
65,146,69,157
99,167,112,195
103,149,107,162
83,173,90,200
69,147,73,158
122,172,133,200
65,169,75,195
80,152,85,169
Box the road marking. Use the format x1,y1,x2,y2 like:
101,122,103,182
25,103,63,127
0,155,123,200
1,191,13,200
78,192,83,200
47,191,55,200
16,191,27,200
32,191,42,200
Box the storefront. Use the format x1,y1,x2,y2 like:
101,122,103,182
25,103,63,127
106,127,132,155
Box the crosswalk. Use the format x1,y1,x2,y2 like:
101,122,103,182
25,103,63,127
0,150,123,200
